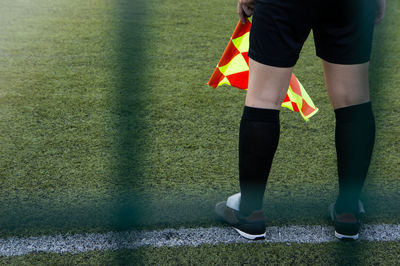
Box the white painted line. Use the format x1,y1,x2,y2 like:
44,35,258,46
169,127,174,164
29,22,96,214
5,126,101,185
1,224,399,257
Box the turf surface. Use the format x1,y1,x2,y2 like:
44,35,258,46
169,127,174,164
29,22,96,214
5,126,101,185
0,0,399,263
1,241,400,265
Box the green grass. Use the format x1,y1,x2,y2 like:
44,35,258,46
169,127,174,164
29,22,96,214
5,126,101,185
0,0,399,252
1,0,400,264
2,241,400,265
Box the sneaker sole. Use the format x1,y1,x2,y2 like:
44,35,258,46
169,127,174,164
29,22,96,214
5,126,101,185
334,231,359,240
216,200,266,240
233,227,266,240
329,202,362,240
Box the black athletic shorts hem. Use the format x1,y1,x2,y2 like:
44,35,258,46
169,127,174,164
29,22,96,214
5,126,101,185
248,48,297,68
316,52,372,65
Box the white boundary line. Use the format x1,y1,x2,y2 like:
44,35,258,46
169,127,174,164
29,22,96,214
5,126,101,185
1,224,400,257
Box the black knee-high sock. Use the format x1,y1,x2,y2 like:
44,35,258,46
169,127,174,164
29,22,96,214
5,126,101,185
335,102,375,213
239,106,280,216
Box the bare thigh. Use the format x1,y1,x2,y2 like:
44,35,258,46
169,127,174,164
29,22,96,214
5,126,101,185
245,58,293,110
323,60,370,109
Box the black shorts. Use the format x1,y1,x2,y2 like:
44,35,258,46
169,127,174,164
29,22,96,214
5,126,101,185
249,0,376,67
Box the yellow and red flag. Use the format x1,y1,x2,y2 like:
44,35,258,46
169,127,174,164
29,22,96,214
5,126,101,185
207,17,318,121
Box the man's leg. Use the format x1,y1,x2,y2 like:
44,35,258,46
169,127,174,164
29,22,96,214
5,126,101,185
323,61,375,214
238,59,293,216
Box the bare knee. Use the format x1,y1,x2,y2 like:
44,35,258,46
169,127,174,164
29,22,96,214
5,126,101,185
328,88,370,109
245,59,293,109
323,61,370,109
245,90,285,109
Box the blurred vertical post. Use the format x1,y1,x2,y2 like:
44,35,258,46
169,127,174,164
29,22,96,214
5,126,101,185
113,0,148,263
367,0,394,214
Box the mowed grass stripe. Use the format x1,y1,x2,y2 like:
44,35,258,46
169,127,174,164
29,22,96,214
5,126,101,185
1,224,400,257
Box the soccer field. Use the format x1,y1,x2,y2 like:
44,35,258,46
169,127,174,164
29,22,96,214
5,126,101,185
0,0,399,264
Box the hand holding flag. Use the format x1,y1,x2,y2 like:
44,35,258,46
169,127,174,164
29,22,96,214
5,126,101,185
237,0,255,24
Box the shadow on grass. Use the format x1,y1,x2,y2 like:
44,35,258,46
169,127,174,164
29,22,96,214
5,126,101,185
328,241,362,265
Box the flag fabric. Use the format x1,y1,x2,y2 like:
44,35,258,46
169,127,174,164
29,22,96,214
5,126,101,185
207,17,318,121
